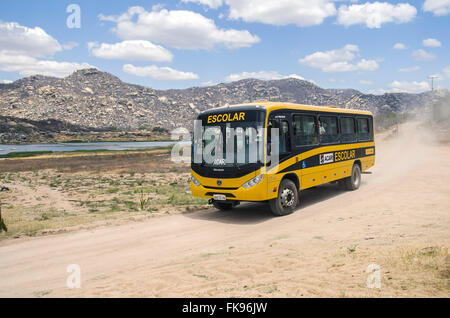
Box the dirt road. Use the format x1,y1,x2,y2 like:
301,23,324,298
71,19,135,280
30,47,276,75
1,123,449,297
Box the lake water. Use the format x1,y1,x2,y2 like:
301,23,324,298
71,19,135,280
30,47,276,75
0,141,181,155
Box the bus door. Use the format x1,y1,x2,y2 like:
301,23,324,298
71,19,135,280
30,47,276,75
266,112,293,197
267,113,292,165
291,113,320,189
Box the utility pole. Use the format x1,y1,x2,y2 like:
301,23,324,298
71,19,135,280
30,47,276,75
428,76,438,91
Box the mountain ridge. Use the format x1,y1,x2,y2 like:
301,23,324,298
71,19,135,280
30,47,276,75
0,68,445,132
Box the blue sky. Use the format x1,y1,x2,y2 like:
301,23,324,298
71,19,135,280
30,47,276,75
0,0,449,94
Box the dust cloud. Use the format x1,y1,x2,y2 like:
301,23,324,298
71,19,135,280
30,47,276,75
371,121,438,185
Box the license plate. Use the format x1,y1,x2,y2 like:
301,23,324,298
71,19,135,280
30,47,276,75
213,194,227,201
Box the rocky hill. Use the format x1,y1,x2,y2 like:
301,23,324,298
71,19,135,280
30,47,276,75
0,68,445,134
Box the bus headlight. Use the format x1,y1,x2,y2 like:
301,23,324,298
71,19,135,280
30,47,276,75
191,175,201,187
242,174,264,189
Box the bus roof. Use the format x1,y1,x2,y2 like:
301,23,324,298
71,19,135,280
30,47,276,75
199,101,373,116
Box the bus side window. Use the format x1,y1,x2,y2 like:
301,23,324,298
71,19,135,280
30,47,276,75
357,118,370,141
319,116,339,144
340,117,356,143
293,115,317,146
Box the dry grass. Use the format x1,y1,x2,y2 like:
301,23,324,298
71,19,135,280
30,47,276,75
327,243,450,297
0,150,207,238
382,245,450,292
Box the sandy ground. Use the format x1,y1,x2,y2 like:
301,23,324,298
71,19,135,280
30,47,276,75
0,122,449,298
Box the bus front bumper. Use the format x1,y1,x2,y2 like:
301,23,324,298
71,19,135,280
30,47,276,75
190,175,271,202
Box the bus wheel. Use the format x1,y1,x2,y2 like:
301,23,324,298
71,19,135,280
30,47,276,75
213,201,234,211
269,179,298,216
343,164,361,191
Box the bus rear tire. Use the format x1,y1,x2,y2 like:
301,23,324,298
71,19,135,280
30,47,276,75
269,179,299,216
343,164,361,191
213,201,234,211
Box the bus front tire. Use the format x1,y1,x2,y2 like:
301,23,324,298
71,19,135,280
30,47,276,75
342,164,361,191
269,179,299,216
213,201,234,211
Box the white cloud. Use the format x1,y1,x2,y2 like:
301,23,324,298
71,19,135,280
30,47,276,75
359,80,373,85
423,0,450,16
0,51,93,77
412,49,436,61
200,80,218,86
0,21,62,57
423,38,442,48
62,41,79,50
389,80,430,93
151,4,165,11
225,0,337,27
0,79,13,84
371,78,438,94
399,66,420,72
298,44,379,72
224,70,306,82
444,66,450,78
368,88,388,95
123,64,199,80
337,2,417,28
99,6,259,50
0,21,92,78
88,40,173,62
393,42,407,50
182,0,223,9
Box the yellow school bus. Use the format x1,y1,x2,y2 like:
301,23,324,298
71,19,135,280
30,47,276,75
191,101,375,216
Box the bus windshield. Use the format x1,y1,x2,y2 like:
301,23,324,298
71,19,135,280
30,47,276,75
192,110,265,167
